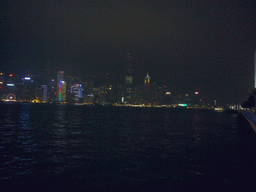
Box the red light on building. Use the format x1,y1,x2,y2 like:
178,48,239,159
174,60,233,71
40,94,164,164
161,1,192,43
61,71,63,73
54,92,56,94
9,74,13,77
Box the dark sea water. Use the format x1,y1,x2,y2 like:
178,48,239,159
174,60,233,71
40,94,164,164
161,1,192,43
1,103,256,191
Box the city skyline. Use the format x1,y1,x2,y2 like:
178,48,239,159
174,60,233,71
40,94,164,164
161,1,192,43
2,0,256,104
0,68,246,106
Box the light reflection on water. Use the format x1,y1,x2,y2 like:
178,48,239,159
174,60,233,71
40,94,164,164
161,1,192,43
0,103,255,190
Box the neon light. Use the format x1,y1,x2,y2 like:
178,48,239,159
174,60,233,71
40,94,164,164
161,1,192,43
7,84,14,86
178,104,187,106
59,81,62,101
24,77,31,80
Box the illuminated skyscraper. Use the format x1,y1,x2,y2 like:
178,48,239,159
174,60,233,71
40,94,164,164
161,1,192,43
57,71,66,102
5,73,18,101
71,84,83,103
57,71,64,87
145,73,150,93
60,81,66,101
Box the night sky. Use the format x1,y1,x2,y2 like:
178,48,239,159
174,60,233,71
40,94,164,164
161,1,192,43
1,0,256,105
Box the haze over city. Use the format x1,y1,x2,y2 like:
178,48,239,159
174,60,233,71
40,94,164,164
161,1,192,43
2,1,256,191
2,0,256,104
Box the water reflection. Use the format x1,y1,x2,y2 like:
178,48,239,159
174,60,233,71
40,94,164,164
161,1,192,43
0,104,251,190
192,112,202,147
1,103,35,179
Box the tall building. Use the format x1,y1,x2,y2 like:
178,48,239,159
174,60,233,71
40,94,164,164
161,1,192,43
124,53,134,103
70,84,83,103
48,79,56,102
144,73,151,105
65,75,83,103
125,53,133,85
57,71,66,102
6,73,17,100
42,85,47,102
20,75,36,101
60,81,66,101
145,73,150,94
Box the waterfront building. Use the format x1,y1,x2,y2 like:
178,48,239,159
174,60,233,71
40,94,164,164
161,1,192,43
151,82,164,106
70,84,83,103
144,73,151,105
124,53,134,103
58,80,66,102
145,73,150,93
124,53,133,85
66,76,83,103
48,79,56,102
5,73,17,101
20,74,36,101
57,71,66,102
42,85,47,102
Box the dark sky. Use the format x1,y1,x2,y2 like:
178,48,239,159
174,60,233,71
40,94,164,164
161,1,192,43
1,0,256,104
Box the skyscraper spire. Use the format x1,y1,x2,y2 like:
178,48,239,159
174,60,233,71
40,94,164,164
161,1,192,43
145,73,150,93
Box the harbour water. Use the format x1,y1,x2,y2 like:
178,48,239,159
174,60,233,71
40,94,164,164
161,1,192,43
0,103,256,191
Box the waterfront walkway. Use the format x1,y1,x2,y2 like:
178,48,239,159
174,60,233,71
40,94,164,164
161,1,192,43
242,111,256,133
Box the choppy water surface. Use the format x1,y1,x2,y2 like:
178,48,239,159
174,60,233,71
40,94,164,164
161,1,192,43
0,103,256,191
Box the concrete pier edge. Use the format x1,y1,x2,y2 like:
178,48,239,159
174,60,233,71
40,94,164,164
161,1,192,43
241,111,256,133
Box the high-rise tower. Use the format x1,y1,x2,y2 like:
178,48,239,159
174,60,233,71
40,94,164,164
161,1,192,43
125,53,133,85
145,73,150,94
20,74,36,101
124,53,134,103
57,71,66,102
